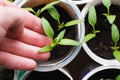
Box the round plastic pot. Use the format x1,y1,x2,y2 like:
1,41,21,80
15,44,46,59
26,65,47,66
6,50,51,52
82,0,120,66
17,0,85,72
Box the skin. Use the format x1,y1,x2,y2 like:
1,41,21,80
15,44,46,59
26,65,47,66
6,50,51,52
0,0,51,70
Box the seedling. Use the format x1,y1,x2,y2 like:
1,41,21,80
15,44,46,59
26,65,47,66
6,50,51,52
83,5,100,43
102,0,116,24
102,0,120,62
100,74,120,80
111,24,120,62
24,1,82,52
38,17,80,52
85,1,120,62
58,19,83,31
46,4,82,31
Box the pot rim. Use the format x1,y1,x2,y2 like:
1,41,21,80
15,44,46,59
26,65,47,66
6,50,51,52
82,65,120,80
72,0,93,5
14,0,29,7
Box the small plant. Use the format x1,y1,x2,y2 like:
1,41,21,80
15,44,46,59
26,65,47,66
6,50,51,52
83,5,100,43
47,6,83,31
57,17,83,30
102,0,120,62
102,0,116,24
85,0,120,62
44,3,83,31
25,1,82,52
100,74,120,80
111,24,120,62
38,17,81,52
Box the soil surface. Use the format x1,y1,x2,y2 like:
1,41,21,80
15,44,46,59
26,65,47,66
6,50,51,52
26,70,70,80
85,4,120,59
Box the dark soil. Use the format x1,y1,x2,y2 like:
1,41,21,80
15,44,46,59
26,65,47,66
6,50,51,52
33,5,78,60
26,70,70,80
0,69,14,80
85,4,120,59
89,69,120,80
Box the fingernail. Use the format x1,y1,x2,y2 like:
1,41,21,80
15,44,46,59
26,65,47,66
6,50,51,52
37,52,50,61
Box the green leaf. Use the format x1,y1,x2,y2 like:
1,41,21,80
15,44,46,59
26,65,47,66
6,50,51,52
24,8,36,14
52,37,60,47
111,46,119,50
38,46,53,52
8,0,13,2
64,20,83,27
41,17,54,39
102,0,111,10
35,9,41,17
88,5,97,27
83,33,96,43
111,24,119,42
107,15,116,24
113,50,120,62
58,22,64,30
52,30,66,46
41,1,61,13
94,30,100,33
47,6,60,22
56,29,66,40
104,14,116,24
58,39,80,46
116,74,120,80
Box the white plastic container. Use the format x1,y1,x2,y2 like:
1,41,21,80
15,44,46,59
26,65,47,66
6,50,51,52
82,0,120,66
16,0,85,72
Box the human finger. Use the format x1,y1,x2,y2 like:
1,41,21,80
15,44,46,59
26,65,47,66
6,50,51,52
0,38,50,61
7,28,51,47
0,51,36,70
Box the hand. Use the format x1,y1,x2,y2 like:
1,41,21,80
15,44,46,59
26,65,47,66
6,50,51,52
0,0,51,70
